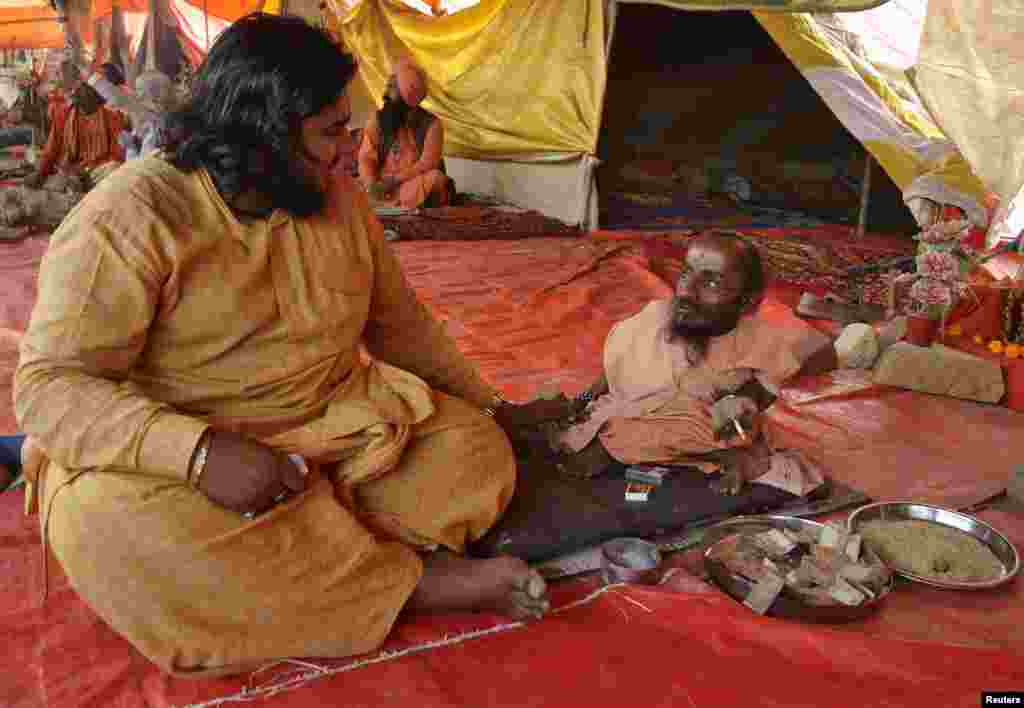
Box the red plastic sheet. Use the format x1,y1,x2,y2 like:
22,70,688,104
1,488,1022,708
3,229,1024,706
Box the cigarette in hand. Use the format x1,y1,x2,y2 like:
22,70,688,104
732,418,748,442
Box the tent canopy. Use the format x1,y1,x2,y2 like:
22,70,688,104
329,0,999,234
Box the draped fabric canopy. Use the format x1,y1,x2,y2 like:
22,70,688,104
329,0,1019,241
2,0,1018,242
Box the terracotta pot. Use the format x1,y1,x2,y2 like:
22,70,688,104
905,315,941,347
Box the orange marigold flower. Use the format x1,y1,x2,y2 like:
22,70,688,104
973,335,984,344
989,340,1004,354
947,324,963,337
1006,344,1021,359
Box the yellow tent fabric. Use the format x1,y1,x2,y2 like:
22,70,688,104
916,0,1024,245
755,11,990,227
615,0,887,13
332,0,606,160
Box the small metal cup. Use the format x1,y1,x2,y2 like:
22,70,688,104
601,537,663,585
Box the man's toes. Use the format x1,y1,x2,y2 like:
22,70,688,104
510,566,547,596
510,589,550,620
524,573,546,600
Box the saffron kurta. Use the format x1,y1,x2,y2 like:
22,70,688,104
36,102,125,179
358,115,450,209
14,156,513,676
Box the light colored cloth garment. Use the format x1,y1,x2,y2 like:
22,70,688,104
88,73,171,160
15,156,511,676
559,300,830,496
358,115,450,209
36,101,125,178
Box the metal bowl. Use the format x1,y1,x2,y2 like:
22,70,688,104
601,538,663,585
847,502,1020,590
702,515,893,623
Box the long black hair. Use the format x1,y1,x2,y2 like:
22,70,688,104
167,13,357,217
376,75,408,166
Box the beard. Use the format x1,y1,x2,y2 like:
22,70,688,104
272,157,327,218
377,96,410,157
667,296,745,361
225,149,326,220
253,144,325,219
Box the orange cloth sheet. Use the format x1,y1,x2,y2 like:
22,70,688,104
1,229,1024,706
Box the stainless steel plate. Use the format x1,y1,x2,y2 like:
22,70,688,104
846,502,1020,590
702,515,893,623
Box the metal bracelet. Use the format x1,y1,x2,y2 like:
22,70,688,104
189,432,211,490
483,392,508,418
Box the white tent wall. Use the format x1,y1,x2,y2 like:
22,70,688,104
445,154,599,227
434,1,619,229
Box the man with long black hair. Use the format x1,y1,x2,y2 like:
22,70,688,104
15,13,559,678
358,56,453,208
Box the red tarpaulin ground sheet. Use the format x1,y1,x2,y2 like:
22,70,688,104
1,228,1023,707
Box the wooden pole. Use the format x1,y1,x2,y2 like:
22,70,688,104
856,152,873,239
147,0,158,72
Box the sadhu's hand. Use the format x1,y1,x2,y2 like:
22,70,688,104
711,439,773,495
493,395,578,432
709,394,760,442
198,431,307,515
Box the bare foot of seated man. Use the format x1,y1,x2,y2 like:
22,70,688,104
195,429,552,623
409,550,550,620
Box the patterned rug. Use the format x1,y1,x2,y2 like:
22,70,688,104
600,190,837,231
594,226,917,306
378,204,581,241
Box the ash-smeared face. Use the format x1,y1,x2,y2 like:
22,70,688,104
669,235,750,340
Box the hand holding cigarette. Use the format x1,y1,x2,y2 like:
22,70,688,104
710,394,759,443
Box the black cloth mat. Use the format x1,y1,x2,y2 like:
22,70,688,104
469,457,797,563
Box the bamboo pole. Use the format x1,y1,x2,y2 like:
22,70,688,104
147,0,158,72
856,152,873,239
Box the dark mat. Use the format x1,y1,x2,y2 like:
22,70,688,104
469,455,797,563
0,434,23,473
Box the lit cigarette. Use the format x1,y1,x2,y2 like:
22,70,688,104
732,418,748,442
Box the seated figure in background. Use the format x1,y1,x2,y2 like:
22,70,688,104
87,65,177,160
358,57,453,209
549,231,838,496
6,68,126,234
23,72,126,190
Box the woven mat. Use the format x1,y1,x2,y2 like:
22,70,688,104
379,205,581,241
597,227,916,306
